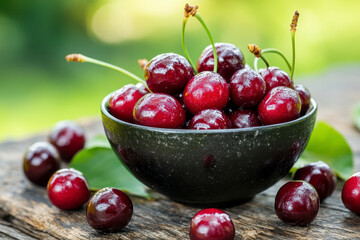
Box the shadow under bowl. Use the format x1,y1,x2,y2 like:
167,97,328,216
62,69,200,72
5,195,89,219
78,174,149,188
101,93,317,207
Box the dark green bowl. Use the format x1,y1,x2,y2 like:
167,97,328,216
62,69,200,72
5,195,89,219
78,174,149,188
101,92,317,206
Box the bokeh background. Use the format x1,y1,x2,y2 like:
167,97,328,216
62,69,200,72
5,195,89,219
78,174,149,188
1,0,359,141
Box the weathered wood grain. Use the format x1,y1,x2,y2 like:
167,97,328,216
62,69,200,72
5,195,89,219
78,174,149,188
1,65,360,239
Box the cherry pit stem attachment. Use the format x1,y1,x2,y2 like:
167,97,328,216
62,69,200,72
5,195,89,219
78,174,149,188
182,4,218,73
65,54,152,92
290,10,299,81
248,44,270,72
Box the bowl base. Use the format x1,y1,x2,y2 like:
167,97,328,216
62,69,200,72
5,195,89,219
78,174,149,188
170,196,254,208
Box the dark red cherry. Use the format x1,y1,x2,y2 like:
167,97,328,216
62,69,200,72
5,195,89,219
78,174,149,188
259,67,293,93
229,68,266,108
294,84,311,115
197,42,245,82
47,168,91,210
190,208,235,240
86,187,133,232
342,172,360,214
23,142,60,186
49,121,85,162
293,161,336,201
275,181,319,226
133,93,185,128
144,53,194,95
229,109,261,128
109,84,147,123
188,109,231,130
258,86,301,125
183,71,229,115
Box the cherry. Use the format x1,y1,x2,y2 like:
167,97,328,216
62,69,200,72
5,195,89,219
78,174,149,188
190,208,235,240
23,142,60,186
342,172,360,214
259,67,294,94
49,121,85,162
197,43,245,82
293,161,336,201
133,93,186,128
86,187,133,232
229,109,261,128
109,84,147,123
275,181,319,226
183,71,229,115
258,86,301,125
188,109,231,130
47,168,90,210
144,53,194,95
229,68,266,108
294,84,311,115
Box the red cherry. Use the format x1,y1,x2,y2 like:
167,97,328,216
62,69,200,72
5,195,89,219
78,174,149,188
342,172,360,214
294,84,311,115
47,168,91,210
190,208,235,240
109,84,147,123
293,161,336,201
144,53,194,95
197,43,245,82
86,187,133,231
133,93,185,128
183,71,229,115
49,121,85,162
259,67,293,93
229,68,266,108
258,87,301,125
188,109,231,130
229,109,261,128
275,181,319,226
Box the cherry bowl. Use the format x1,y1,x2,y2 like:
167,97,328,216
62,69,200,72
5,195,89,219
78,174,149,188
101,92,317,206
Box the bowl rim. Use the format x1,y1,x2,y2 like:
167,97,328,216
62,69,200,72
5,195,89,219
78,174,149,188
101,91,317,134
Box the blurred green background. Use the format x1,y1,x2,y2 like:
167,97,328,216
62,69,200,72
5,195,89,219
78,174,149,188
1,0,359,141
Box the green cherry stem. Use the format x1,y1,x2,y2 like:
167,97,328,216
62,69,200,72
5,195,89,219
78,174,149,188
290,10,299,81
182,17,198,74
253,55,270,72
183,4,218,73
261,48,292,71
248,44,269,72
65,54,152,92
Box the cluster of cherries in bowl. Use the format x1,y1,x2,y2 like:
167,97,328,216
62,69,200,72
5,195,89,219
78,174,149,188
105,42,311,130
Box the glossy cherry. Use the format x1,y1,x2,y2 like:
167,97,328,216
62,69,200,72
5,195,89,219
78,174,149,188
23,142,60,186
294,84,311,115
86,187,133,231
229,68,266,108
258,86,301,125
47,168,90,210
293,161,336,201
275,181,319,226
259,67,293,94
109,84,147,123
190,208,235,240
49,121,85,162
229,109,261,128
144,53,194,95
133,93,185,128
342,172,360,214
188,109,231,130
183,71,229,115
197,43,245,82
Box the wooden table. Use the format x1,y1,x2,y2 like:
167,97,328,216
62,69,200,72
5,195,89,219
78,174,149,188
1,65,360,239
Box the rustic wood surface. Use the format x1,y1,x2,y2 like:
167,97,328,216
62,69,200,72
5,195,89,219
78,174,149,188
1,65,360,239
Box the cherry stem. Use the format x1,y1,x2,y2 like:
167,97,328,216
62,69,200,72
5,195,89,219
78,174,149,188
253,55,270,72
65,54,152,92
254,48,292,72
290,31,296,80
182,17,198,74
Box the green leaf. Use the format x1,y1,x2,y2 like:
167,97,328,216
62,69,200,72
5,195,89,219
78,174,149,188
85,134,111,148
354,102,360,131
70,146,153,199
291,121,353,180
